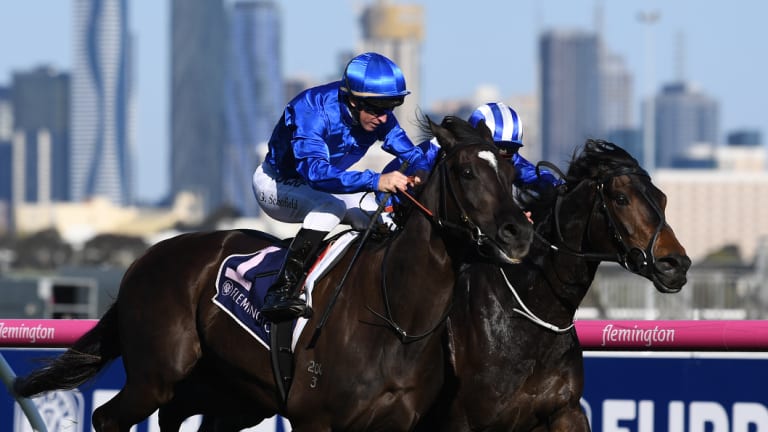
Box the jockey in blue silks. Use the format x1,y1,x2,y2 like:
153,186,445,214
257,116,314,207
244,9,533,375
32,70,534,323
381,102,562,214
253,52,429,322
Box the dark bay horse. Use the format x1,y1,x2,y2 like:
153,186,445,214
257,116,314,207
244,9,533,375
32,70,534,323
418,139,691,431
145,140,692,432
13,116,534,431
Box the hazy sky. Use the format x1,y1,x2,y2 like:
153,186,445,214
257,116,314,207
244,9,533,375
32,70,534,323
1,0,766,202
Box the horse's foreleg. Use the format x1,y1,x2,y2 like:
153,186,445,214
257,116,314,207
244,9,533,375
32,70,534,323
157,401,189,432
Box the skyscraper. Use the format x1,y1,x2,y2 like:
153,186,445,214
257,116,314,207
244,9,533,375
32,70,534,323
224,0,283,217
360,0,424,139
0,87,11,216
654,81,719,168
539,30,601,165
0,86,11,142
171,0,228,216
12,66,70,202
71,0,134,206
600,51,633,136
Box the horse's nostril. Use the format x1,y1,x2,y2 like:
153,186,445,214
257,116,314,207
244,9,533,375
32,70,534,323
656,254,691,273
499,222,533,245
501,223,517,239
500,223,521,241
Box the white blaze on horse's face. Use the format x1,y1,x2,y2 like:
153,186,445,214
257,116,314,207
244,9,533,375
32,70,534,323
478,150,499,173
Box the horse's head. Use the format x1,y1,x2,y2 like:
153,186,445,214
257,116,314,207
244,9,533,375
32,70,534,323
411,115,533,264
563,140,691,293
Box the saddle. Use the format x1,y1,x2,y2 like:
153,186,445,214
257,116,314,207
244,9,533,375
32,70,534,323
212,230,362,407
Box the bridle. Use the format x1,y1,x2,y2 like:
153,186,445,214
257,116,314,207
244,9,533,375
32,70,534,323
400,143,519,260
540,162,666,279
369,143,520,343
499,162,667,334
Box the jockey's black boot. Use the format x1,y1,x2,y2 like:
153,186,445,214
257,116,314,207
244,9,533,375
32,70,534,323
260,228,328,322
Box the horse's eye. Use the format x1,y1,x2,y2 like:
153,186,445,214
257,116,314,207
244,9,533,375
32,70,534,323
614,193,629,206
461,167,474,179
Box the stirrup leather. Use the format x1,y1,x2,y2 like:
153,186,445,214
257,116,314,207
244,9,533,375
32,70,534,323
261,296,313,321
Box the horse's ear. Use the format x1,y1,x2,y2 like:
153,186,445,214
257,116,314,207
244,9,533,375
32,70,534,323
473,119,494,145
430,116,457,151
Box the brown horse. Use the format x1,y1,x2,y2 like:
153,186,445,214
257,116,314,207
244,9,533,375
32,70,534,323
154,140,693,432
13,116,534,432
416,139,691,431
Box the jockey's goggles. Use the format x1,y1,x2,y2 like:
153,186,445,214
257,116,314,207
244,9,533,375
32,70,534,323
496,141,522,159
355,96,404,116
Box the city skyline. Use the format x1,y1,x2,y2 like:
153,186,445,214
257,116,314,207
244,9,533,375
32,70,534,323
1,0,767,202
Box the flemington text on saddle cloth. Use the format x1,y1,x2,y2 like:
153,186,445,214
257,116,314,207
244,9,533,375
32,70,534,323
212,231,360,351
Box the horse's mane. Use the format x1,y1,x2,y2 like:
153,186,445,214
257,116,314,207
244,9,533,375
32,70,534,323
565,139,646,182
415,114,495,149
437,115,494,148
525,139,647,229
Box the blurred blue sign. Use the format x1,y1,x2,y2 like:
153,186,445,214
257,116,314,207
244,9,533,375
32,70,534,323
582,353,768,432
3,350,767,431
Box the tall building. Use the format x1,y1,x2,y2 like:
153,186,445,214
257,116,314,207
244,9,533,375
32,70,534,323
224,0,283,217
600,51,633,136
11,66,70,202
0,87,11,232
653,81,719,168
0,86,11,142
171,0,228,216
539,30,601,166
360,0,424,139
71,0,134,206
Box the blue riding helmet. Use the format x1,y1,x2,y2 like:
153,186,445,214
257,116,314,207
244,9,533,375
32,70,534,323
341,52,410,101
468,102,524,152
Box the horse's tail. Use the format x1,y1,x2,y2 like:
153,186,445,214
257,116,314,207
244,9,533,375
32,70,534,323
13,305,122,398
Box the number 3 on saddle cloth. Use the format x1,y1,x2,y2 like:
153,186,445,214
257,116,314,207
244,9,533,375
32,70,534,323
212,231,360,350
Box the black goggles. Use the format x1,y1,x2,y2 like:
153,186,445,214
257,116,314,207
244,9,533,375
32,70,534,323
355,97,404,116
497,142,521,158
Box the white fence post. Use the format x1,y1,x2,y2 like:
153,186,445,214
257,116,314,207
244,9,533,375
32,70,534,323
0,353,48,432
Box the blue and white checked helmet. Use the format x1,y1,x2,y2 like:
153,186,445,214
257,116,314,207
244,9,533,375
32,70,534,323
468,102,524,150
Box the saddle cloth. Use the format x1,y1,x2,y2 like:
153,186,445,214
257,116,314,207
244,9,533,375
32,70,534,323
212,231,359,350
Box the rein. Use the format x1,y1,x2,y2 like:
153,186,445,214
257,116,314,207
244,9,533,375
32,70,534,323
307,162,410,349
398,145,516,260
365,241,453,344
365,143,512,343
499,267,575,333
494,161,664,335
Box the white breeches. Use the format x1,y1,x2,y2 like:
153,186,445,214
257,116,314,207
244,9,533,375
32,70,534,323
252,163,380,232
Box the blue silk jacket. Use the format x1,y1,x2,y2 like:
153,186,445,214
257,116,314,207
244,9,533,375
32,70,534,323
263,81,428,194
